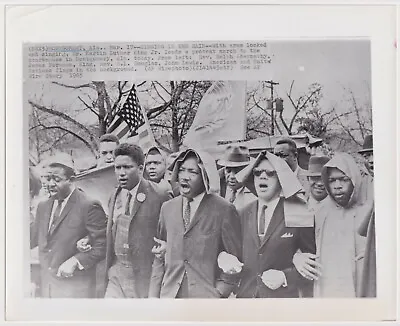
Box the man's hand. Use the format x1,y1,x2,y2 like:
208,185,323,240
261,269,286,290
57,256,79,278
151,237,167,260
292,252,322,281
76,236,92,253
217,251,243,274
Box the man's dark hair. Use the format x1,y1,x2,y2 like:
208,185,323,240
114,143,145,166
147,147,161,156
99,133,120,145
276,137,298,154
48,163,75,179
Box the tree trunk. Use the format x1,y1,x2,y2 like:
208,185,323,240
170,82,180,152
93,81,107,136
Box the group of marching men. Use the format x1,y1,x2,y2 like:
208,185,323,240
29,133,375,298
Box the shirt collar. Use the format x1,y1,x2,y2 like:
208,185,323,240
258,196,280,212
189,191,205,205
128,183,140,197
58,186,75,204
294,165,300,176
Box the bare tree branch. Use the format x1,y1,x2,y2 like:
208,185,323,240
288,80,295,97
279,110,291,134
36,123,97,156
78,96,99,117
28,100,98,148
151,82,168,103
154,139,172,154
52,82,95,90
147,102,173,119
154,81,172,96
150,123,173,130
288,86,321,132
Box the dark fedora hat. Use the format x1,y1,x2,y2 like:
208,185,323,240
306,155,330,177
358,135,373,154
217,145,254,168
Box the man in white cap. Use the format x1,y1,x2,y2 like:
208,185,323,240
30,152,107,298
149,148,242,298
217,145,256,210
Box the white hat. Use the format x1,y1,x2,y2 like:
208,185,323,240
47,152,75,171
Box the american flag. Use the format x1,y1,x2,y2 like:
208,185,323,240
107,85,156,151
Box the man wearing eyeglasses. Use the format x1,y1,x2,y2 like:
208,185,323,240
30,153,107,298
235,151,315,298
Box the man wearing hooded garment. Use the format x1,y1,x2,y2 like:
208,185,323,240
234,151,316,298
148,149,242,298
296,153,367,297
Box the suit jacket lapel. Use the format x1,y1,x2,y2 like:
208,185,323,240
260,198,284,249
43,197,56,242
129,180,147,221
109,187,121,240
248,201,260,247
48,189,78,236
184,193,207,235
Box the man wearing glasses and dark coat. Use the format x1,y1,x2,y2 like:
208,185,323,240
234,151,316,298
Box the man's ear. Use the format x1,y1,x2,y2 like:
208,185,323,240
139,165,144,174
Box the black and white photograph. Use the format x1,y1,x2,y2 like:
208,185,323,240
5,3,397,323
26,40,376,300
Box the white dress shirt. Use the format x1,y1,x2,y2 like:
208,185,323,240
48,187,76,231
126,183,140,215
182,192,206,223
113,184,140,222
257,196,280,236
258,196,288,287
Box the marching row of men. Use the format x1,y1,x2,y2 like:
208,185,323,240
29,133,375,298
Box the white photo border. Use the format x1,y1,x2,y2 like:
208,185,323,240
5,3,398,323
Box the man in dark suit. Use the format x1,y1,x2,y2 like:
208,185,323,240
104,143,171,298
235,151,315,298
217,145,256,210
30,153,107,298
149,149,242,298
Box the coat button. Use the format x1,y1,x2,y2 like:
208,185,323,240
184,259,188,263
48,267,52,270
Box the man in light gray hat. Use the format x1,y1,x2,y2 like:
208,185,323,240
217,145,256,210
30,152,107,298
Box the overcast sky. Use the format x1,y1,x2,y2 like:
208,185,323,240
269,39,371,115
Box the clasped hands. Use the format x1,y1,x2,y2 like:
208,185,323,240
292,252,323,281
261,269,287,290
56,256,80,278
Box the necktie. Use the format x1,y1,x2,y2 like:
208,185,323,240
228,188,237,204
125,192,133,216
183,198,193,231
49,199,64,233
258,204,268,236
